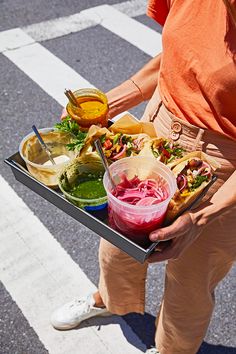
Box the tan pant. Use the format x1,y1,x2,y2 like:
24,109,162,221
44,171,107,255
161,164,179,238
98,99,236,354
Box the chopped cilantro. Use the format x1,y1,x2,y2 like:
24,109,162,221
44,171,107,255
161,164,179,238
152,149,160,158
54,116,87,152
190,175,209,190
174,147,184,157
99,133,107,144
113,133,120,145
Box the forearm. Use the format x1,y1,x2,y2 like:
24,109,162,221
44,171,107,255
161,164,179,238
191,170,236,226
131,53,161,100
107,53,162,118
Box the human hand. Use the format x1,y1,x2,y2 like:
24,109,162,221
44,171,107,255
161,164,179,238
61,107,67,120
147,213,204,263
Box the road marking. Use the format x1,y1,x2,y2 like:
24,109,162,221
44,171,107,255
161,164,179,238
82,5,162,57
23,12,100,42
22,0,148,42
0,28,34,52
3,29,93,106
0,175,145,354
114,0,146,17
1,4,161,107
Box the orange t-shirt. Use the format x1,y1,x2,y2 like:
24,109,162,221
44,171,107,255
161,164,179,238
147,0,236,140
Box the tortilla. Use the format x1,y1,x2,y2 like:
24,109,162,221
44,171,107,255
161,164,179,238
78,122,152,162
109,113,157,138
139,137,186,167
165,152,220,223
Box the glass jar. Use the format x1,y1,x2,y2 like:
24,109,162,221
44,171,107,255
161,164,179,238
66,88,109,128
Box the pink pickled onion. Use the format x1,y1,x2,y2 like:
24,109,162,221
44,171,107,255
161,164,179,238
112,175,169,206
136,197,162,206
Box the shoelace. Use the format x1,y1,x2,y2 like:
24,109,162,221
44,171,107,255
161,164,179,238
69,299,85,307
69,299,91,314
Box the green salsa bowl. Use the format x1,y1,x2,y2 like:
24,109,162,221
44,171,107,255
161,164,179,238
58,158,107,211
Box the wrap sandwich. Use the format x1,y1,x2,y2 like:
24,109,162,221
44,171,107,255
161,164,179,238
165,151,220,223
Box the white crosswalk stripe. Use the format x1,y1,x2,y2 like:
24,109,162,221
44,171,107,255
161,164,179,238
82,5,161,56
22,0,148,42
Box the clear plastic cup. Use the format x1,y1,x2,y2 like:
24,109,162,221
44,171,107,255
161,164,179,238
19,128,75,188
103,156,177,247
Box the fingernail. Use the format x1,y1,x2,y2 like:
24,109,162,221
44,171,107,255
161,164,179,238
149,233,158,241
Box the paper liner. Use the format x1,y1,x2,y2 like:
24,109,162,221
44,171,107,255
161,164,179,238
109,113,156,137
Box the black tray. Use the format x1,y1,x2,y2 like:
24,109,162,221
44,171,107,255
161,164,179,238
5,152,159,263
5,153,217,263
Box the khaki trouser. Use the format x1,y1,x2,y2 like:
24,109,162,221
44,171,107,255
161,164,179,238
98,96,236,354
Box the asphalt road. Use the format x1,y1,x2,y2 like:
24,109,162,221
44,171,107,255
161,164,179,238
0,1,235,353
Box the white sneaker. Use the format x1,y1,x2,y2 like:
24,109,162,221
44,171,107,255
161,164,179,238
145,348,160,354
51,294,110,330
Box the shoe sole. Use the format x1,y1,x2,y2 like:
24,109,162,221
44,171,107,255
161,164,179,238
52,311,112,331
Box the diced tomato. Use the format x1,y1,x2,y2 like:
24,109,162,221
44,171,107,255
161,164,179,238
162,148,171,158
103,139,113,150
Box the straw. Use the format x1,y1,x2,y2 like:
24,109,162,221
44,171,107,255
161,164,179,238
64,89,82,108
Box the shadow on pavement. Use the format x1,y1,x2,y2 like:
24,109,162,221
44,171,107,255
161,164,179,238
123,313,236,354
75,312,236,354
198,342,236,354
75,314,147,352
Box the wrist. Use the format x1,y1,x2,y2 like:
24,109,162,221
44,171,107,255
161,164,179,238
190,202,228,228
106,79,143,118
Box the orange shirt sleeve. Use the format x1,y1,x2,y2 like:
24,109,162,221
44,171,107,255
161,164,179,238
147,0,170,26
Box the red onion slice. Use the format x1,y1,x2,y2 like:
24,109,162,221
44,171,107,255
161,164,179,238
177,174,187,191
197,162,212,176
112,144,127,160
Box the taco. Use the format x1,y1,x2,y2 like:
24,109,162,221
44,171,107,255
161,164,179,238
98,132,151,160
139,137,185,165
80,124,151,161
165,152,220,223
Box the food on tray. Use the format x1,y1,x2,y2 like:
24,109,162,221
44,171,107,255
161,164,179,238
55,117,88,152
166,152,220,222
40,154,69,166
58,157,107,210
19,128,76,187
97,132,151,160
139,137,185,165
66,88,109,128
112,175,169,206
109,113,156,138
103,156,177,247
79,124,152,162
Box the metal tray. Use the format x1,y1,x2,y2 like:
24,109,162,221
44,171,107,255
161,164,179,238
5,153,217,263
5,152,159,263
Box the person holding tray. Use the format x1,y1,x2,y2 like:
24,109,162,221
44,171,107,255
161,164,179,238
51,1,236,353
